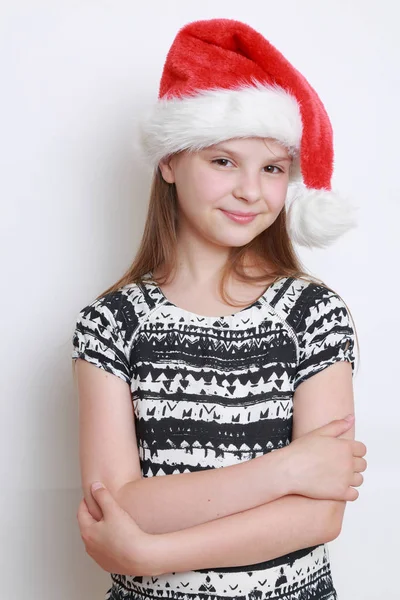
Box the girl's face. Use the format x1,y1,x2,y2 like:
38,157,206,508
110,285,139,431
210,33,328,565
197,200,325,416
158,137,292,249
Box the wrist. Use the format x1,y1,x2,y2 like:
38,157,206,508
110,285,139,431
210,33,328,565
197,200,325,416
271,444,296,497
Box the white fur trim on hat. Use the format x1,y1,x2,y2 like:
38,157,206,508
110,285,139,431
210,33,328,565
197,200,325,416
286,182,358,248
138,80,303,167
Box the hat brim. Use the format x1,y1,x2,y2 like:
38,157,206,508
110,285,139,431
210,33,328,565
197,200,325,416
138,80,303,167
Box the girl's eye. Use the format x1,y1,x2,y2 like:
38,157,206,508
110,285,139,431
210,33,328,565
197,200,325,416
264,165,284,174
212,158,232,167
211,159,283,174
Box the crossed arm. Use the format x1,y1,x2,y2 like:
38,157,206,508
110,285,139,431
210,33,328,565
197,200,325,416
75,358,356,574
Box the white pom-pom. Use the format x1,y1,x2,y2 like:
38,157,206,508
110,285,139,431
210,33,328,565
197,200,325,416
286,182,358,248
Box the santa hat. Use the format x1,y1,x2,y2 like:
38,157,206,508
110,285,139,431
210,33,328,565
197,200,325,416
138,18,357,248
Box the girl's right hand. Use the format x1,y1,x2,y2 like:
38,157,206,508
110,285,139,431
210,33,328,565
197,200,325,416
284,417,367,501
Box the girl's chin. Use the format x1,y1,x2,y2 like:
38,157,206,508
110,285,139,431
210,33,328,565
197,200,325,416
212,232,261,248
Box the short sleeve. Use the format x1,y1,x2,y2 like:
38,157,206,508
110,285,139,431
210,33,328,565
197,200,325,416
293,288,356,390
72,294,132,384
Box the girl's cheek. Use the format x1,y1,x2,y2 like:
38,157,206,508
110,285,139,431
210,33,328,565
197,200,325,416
267,193,287,213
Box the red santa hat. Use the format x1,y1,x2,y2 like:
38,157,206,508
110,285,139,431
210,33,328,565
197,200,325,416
138,18,357,248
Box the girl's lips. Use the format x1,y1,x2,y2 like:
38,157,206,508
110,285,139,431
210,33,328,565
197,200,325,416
220,210,257,223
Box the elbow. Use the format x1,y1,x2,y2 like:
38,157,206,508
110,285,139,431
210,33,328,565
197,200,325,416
115,479,157,533
316,501,346,544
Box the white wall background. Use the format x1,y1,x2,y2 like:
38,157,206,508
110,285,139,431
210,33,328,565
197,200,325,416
1,1,399,598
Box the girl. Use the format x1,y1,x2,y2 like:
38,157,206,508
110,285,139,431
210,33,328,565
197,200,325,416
73,18,367,600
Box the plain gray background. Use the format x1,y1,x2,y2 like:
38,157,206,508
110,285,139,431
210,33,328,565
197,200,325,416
1,1,398,598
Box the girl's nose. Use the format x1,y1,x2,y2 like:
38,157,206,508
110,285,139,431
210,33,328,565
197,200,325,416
232,172,262,203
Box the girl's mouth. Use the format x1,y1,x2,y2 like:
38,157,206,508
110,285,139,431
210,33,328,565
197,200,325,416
220,210,257,224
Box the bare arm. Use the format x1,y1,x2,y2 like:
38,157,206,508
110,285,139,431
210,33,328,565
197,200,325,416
147,493,339,576
291,360,357,529
76,358,361,535
133,361,361,576
116,449,292,533
76,358,292,530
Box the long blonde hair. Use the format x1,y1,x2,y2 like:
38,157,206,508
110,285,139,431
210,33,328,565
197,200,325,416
98,165,327,303
96,161,360,368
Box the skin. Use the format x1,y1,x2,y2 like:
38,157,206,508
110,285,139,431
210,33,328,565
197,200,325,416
155,137,292,294
77,415,367,576
160,137,291,247
75,136,368,576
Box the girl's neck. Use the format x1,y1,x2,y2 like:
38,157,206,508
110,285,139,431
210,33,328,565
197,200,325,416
150,265,276,318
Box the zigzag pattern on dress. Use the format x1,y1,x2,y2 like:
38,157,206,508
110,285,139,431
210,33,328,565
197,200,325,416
108,545,335,600
72,273,353,600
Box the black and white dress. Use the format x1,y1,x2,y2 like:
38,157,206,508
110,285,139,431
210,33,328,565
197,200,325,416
72,274,356,600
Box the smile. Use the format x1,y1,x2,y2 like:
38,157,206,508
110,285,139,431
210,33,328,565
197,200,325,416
220,210,257,224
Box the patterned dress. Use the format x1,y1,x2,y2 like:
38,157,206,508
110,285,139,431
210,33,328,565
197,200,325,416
72,274,356,600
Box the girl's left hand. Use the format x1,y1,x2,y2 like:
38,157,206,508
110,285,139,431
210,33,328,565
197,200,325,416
77,482,155,576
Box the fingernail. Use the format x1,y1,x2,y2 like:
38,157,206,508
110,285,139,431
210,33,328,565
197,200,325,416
344,414,354,422
91,481,104,491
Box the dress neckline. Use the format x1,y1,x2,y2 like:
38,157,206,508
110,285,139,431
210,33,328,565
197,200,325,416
142,273,288,320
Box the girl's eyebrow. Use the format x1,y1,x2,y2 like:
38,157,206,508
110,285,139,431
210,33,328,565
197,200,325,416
207,145,292,162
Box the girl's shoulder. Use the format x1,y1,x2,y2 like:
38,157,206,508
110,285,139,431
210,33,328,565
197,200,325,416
73,279,159,339
71,281,151,384
265,276,357,389
267,275,351,326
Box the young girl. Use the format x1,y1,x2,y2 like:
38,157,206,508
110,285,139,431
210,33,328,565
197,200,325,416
73,18,367,600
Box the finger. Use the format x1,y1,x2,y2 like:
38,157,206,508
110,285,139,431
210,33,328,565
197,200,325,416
354,457,367,472
90,482,118,520
353,441,367,457
316,416,355,438
77,498,97,529
343,487,359,502
350,472,364,487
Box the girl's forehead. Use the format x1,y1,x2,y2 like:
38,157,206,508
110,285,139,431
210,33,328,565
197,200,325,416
202,138,291,158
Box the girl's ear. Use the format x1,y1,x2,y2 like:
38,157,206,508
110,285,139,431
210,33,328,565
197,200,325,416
158,156,175,184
